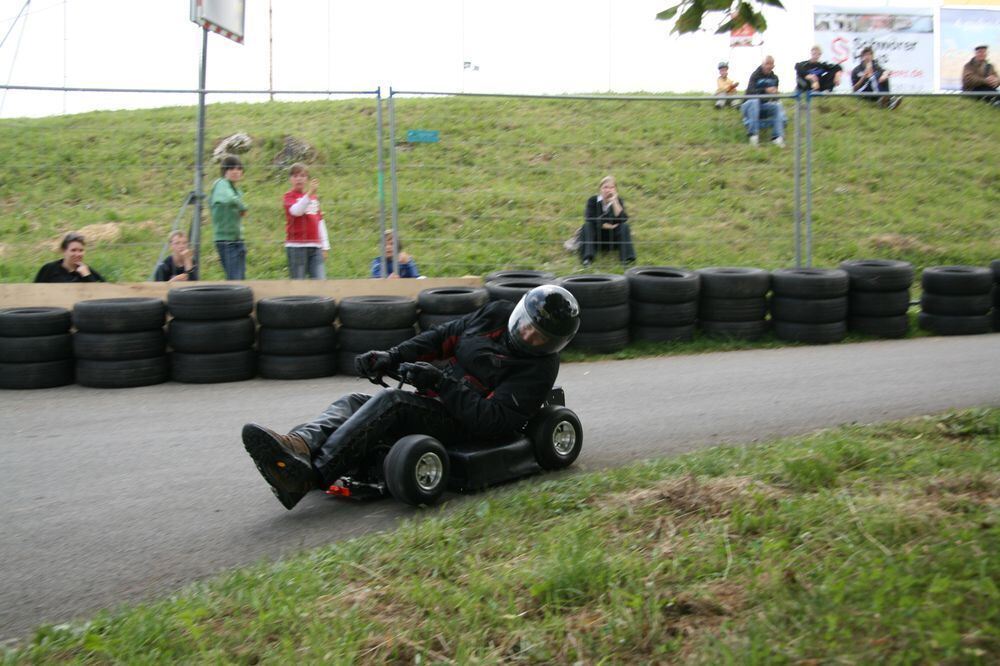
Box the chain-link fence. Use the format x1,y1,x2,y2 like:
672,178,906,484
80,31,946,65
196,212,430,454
1,86,997,283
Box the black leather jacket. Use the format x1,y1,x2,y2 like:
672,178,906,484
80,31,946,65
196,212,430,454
394,301,559,436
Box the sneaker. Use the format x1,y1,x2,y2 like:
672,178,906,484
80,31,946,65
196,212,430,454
582,258,592,267
748,134,759,146
772,136,785,147
888,96,903,110
242,423,316,510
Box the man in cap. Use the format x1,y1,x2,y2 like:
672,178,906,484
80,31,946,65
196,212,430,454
241,285,582,510
962,45,999,105
715,61,740,109
851,46,902,110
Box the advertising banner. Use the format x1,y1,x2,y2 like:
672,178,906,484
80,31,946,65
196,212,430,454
940,8,1000,90
813,7,934,92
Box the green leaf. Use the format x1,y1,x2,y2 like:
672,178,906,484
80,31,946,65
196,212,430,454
655,6,680,20
703,0,733,10
759,0,784,7
673,1,705,34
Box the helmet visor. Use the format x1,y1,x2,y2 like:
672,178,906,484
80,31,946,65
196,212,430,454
507,299,573,356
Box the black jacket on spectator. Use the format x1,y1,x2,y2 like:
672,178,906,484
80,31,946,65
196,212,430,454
154,256,196,282
795,60,842,91
34,260,105,283
746,66,780,95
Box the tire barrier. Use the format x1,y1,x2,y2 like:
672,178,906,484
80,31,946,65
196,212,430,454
918,265,994,336
770,268,849,344
485,277,555,303
697,267,770,340
483,270,556,283
992,259,1000,332
557,274,630,353
256,296,338,380
0,307,74,389
417,287,489,332
625,266,699,343
337,296,418,376
167,285,256,383
72,298,168,388
840,259,913,339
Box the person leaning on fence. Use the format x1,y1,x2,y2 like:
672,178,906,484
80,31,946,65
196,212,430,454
962,45,1000,106
283,163,330,280
795,45,843,93
154,230,196,282
370,230,420,278
742,55,786,147
209,154,248,280
715,61,740,109
579,175,637,267
851,47,901,110
34,232,105,283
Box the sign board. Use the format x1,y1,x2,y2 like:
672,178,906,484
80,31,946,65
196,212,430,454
940,8,1000,90
814,6,934,92
190,0,246,44
406,130,440,143
730,23,757,48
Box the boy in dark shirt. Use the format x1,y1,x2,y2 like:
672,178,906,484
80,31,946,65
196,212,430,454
34,233,105,283
851,46,902,110
796,45,843,92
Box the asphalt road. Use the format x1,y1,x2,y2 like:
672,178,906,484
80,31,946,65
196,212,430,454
2,334,998,641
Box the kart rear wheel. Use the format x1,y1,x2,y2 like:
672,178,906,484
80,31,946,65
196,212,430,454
529,406,583,470
384,435,450,506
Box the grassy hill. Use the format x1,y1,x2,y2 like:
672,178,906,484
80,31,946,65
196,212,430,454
0,94,997,283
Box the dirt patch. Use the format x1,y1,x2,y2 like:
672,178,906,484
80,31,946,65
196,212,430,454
868,233,933,254
601,475,785,519
529,153,555,164
45,222,122,250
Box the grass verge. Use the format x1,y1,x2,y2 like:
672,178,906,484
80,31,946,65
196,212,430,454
5,408,998,664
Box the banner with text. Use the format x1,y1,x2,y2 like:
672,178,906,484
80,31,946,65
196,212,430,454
814,7,935,92
940,8,1000,90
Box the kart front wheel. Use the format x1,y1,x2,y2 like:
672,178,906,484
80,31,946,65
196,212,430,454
529,406,583,470
384,435,450,506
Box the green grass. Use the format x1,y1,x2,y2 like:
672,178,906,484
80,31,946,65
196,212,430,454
1,95,997,282
5,408,998,664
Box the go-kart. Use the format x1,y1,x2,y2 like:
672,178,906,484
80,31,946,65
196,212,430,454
325,365,583,506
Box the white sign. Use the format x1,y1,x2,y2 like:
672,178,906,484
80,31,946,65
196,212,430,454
814,6,934,92
190,0,246,44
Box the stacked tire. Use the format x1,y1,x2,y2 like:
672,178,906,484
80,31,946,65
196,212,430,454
556,274,630,353
336,296,418,376
696,267,771,340
992,260,1000,332
72,298,168,388
918,265,994,336
625,266,699,342
840,259,914,339
417,287,488,331
0,307,74,389
167,285,256,383
257,296,338,380
769,268,849,344
484,270,556,304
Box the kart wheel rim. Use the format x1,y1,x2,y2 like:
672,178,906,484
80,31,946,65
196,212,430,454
415,452,443,491
552,421,576,456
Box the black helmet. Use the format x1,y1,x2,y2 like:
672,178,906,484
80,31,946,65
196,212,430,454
507,285,580,356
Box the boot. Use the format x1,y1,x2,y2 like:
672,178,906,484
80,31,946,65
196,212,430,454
242,423,317,510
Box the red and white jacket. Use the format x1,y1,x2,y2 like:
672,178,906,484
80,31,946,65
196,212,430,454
283,190,330,249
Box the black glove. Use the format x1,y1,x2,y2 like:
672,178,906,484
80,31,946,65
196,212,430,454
354,350,399,378
399,361,444,392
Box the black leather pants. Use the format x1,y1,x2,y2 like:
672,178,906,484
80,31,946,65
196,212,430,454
291,389,467,487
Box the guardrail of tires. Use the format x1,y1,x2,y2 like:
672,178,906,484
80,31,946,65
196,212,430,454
1,258,996,389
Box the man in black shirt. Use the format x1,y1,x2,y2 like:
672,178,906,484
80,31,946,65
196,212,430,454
241,285,582,510
851,47,901,110
153,231,197,282
742,55,787,146
34,233,105,283
796,45,843,92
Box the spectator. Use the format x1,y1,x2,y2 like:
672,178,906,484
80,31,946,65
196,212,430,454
715,61,740,109
209,154,248,280
962,45,999,105
743,55,786,147
282,163,330,280
34,232,105,283
580,176,637,267
795,45,843,92
370,231,420,278
154,231,196,282
851,47,902,110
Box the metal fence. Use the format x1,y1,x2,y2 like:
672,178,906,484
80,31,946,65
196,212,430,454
0,85,997,282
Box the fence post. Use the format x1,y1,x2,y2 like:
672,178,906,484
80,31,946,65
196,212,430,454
805,92,814,268
376,87,387,280
388,88,400,277
793,91,802,268
190,26,209,280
